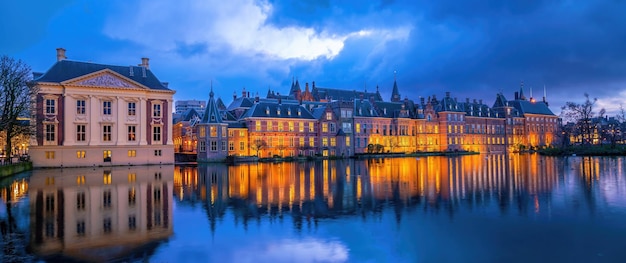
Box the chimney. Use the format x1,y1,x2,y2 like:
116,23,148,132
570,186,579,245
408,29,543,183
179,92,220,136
233,91,237,100
141,57,150,69
312,81,316,89
466,98,470,103
420,97,425,104
479,99,483,105
56,48,66,61
445,91,450,98
242,88,246,98
278,93,282,105
515,92,519,100
473,99,477,104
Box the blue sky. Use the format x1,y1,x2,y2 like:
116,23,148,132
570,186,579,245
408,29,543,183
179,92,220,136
2,0,626,115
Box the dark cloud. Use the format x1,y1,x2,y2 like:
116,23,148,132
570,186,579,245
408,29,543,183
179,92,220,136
271,0,626,110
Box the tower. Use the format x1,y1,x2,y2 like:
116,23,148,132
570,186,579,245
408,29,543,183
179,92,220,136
197,86,228,162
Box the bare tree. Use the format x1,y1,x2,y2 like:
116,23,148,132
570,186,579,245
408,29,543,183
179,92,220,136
250,139,267,157
561,93,605,145
0,56,36,163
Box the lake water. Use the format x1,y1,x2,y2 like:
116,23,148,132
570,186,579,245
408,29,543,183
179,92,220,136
2,154,626,262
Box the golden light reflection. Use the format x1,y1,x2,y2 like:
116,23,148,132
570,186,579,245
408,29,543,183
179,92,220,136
182,155,572,219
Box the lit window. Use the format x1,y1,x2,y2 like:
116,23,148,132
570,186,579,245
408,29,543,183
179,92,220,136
239,141,245,151
128,150,136,157
103,150,111,162
326,112,332,120
45,151,55,159
128,126,136,141
76,151,86,159
346,137,350,146
210,126,217,137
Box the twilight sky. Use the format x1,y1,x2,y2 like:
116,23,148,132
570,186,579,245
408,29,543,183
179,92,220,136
2,0,626,115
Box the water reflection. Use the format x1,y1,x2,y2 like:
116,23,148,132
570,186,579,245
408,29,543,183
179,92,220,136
27,165,173,262
174,155,577,227
1,155,626,262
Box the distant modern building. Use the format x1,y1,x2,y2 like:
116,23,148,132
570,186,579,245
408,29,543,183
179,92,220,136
30,48,176,167
173,99,206,123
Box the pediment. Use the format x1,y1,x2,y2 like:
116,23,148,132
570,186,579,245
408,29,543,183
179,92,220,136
63,70,147,89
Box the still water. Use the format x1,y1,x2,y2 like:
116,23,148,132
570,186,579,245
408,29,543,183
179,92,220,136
2,154,626,262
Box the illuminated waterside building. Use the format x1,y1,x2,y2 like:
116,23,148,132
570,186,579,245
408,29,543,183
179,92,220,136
191,79,558,161
30,48,176,168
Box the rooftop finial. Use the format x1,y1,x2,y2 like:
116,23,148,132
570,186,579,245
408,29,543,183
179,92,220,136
209,80,214,98
394,70,397,81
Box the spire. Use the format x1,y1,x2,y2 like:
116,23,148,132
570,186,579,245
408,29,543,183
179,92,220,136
202,82,222,124
391,71,400,102
519,81,526,100
543,84,548,106
209,80,214,98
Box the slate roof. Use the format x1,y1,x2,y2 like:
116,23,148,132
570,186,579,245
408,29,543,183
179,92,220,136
313,87,383,102
508,100,555,116
354,100,379,117
240,102,316,119
201,89,223,124
226,97,255,111
33,60,170,90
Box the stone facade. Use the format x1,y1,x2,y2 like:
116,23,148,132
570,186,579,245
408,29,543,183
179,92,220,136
30,48,175,168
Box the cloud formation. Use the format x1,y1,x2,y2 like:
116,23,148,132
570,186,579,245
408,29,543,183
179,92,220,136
104,0,405,61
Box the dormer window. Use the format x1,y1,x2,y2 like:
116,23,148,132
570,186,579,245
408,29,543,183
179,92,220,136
277,108,281,115
383,108,387,115
359,108,362,115
288,108,291,116
298,108,301,116
266,107,270,115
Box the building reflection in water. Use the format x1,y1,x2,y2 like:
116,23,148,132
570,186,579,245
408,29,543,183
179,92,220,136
174,154,574,231
27,165,173,262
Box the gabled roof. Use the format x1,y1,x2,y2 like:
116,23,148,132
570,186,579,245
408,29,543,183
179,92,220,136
311,107,327,119
240,102,316,119
33,60,170,90
508,100,555,116
226,97,255,111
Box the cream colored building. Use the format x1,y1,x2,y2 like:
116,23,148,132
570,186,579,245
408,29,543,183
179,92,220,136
30,48,175,167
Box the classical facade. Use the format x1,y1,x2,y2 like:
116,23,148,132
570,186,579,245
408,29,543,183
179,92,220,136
30,48,175,167
187,79,558,161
